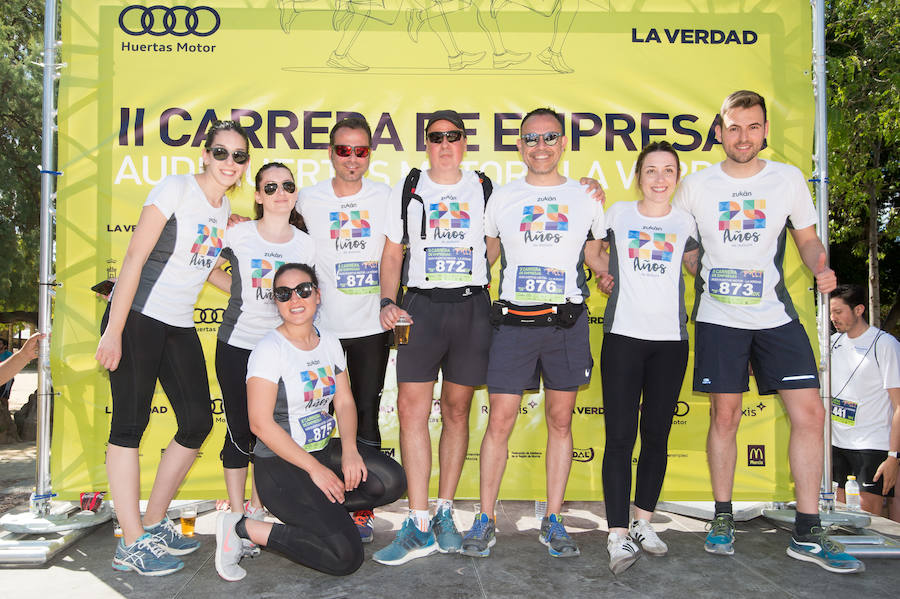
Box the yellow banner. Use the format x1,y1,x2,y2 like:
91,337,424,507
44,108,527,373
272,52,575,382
54,0,813,500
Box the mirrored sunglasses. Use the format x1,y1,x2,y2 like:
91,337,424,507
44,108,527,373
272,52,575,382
333,145,371,158
521,132,561,147
427,130,464,144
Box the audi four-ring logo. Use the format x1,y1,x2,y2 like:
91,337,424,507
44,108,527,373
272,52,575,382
194,307,225,324
119,5,221,37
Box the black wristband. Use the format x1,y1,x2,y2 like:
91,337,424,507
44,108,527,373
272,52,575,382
380,298,395,309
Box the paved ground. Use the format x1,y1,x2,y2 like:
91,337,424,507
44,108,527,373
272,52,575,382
1,497,900,598
3,369,900,597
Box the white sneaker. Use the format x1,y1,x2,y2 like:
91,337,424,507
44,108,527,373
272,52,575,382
215,513,247,582
243,501,267,522
607,532,641,574
629,519,668,556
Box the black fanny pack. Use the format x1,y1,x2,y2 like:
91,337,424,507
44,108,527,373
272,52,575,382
407,286,485,304
489,300,583,328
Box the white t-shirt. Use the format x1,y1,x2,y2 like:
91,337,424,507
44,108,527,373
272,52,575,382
485,177,605,305
672,161,818,329
131,174,230,327
384,169,490,289
831,326,900,451
297,178,389,338
247,329,347,458
603,201,699,341
217,221,317,350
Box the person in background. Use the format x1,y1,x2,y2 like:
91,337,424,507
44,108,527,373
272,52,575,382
0,333,44,388
829,283,900,522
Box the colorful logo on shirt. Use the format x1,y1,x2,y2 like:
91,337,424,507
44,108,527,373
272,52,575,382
718,200,766,231
628,231,675,262
329,211,371,239
520,204,568,231
301,366,336,407
429,202,470,229
191,224,224,257
251,259,285,288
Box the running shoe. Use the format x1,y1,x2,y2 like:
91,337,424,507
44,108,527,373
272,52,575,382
786,527,865,574
431,506,463,553
144,516,200,556
243,501,267,522
372,518,437,565
704,513,735,555
353,509,375,544
629,519,668,556
215,512,247,582
112,533,184,576
607,532,641,574
539,513,580,558
460,513,496,558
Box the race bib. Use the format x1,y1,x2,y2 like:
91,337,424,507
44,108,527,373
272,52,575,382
515,266,565,303
298,411,336,452
424,247,473,282
831,397,857,426
335,261,379,295
708,268,763,305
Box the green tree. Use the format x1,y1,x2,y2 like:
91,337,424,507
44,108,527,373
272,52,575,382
0,0,44,317
826,0,900,332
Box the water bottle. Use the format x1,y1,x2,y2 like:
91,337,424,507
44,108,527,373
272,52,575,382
845,475,861,511
534,500,547,519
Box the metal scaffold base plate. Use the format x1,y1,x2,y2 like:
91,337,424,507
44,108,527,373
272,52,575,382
762,508,900,558
0,501,112,534
0,502,111,565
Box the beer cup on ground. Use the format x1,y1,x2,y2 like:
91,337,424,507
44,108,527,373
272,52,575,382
181,506,198,537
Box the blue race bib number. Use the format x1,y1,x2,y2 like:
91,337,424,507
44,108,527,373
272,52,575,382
515,266,565,303
831,397,857,426
708,268,763,305
299,411,336,452
335,261,379,295
425,247,473,282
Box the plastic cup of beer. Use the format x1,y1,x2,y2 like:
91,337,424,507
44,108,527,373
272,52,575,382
181,507,198,537
394,315,412,345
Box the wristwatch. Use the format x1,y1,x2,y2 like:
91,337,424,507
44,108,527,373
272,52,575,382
888,451,899,459
380,298,395,309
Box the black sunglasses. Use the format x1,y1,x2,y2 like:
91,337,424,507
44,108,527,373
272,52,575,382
210,146,250,164
427,130,464,144
521,132,561,147
263,181,296,195
273,282,317,302
333,144,371,158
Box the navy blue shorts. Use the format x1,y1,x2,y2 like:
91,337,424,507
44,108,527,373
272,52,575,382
486,309,593,395
693,320,819,395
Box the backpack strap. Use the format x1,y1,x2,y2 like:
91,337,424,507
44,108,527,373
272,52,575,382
400,168,423,244
474,170,493,203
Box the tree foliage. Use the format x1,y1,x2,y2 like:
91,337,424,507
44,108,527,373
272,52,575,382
826,0,900,330
0,0,45,313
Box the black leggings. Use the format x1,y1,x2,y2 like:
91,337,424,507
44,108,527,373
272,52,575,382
215,340,255,468
600,333,688,528
254,438,406,576
102,307,212,449
340,332,390,449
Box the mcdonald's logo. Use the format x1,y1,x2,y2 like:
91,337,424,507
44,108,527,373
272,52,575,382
747,444,766,467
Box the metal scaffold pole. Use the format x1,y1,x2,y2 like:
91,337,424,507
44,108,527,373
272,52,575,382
0,0,111,565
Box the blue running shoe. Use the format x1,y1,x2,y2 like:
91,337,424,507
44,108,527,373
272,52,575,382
145,516,201,556
460,513,496,558
372,518,437,565
431,506,462,553
539,513,580,558
704,513,735,555
112,533,184,576
353,509,375,544
787,527,865,574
